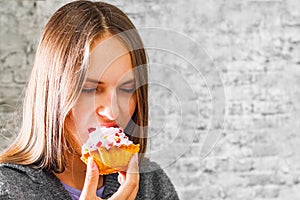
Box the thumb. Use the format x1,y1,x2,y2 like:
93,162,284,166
80,157,100,200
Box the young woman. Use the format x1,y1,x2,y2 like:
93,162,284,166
0,1,179,199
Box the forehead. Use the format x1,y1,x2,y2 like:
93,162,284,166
87,35,134,82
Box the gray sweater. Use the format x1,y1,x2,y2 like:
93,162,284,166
0,160,179,200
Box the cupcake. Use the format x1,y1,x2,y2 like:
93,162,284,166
80,126,140,175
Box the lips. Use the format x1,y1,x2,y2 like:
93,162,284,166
99,122,119,128
88,123,119,134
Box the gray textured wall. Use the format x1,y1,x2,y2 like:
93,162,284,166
1,0,300,199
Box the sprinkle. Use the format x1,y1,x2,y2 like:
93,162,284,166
88,127,96,133
115,137,121,143
119,129,122,133
96,141,102,147
115,133,119,137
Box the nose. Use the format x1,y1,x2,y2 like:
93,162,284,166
96,90,120,121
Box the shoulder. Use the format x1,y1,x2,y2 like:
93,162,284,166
138,158,180,200
0,163,71,200
0,163,43,183
139,157,171,180
0,163,31,184
0,163,33,199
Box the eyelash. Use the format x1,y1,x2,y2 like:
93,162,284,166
120,88,135,93
81,88,135,94
81,88,97,94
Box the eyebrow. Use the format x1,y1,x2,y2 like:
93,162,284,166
86,78,135,85
86,78,103,84
120,79,135,85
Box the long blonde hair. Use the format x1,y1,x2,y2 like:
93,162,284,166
0,0,148,173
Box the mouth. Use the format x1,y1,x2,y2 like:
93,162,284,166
88,123,119,133
100,122,119,128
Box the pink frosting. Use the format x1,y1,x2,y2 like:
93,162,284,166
82,126,133,151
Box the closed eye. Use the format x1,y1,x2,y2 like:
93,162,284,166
82,88,97,93
119,87,135,93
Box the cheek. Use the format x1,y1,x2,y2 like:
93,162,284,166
73,95,94,114
64,115,83,154
129,95,137,116
65,97,95,145
118,93,136,125
72,96,96,124
124,93,137,117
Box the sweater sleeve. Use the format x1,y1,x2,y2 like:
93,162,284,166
137,160,180,200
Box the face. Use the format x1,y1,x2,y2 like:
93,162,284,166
67,35,137,152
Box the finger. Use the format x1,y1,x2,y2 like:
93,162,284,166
109,154,139,200
122,155,139,200
118,171,126,185
124,154,139,188
80,157,101,200
126,154,139,174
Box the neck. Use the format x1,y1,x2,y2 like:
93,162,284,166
54,153,103,190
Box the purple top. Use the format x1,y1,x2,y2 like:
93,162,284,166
61,181,105,200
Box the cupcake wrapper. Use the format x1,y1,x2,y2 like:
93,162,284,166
81,144,140,175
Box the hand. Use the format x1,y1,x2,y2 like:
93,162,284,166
79,156,101,200
79,154,139,200
110,154,139,200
